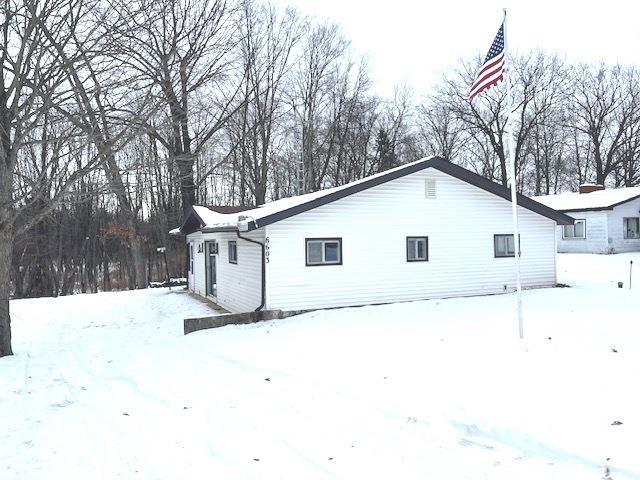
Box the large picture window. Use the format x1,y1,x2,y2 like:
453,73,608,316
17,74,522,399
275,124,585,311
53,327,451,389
406,237,428,262
306,238,342,266
494,234,518,258
563,219,586,239
624,218,640,239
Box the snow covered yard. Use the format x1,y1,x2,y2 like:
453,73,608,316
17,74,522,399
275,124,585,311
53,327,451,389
2,254,640,480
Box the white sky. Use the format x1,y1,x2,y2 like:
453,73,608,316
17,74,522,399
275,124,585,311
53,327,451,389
272,0,640,97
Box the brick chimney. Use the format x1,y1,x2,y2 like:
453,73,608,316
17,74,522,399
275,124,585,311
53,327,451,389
579,184,605,194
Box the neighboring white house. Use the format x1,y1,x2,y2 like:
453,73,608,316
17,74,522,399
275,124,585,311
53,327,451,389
534,184,640,254
174,157,572,313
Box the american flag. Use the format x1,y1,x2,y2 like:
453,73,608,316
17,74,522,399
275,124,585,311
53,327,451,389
467,21,505,101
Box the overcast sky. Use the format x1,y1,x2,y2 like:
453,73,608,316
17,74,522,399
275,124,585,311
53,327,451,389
271,0,640,97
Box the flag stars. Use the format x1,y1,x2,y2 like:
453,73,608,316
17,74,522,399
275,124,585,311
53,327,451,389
484,25,505,62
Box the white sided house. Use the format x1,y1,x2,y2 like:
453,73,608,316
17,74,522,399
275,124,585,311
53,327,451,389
175,157,572,313
534,184,640,254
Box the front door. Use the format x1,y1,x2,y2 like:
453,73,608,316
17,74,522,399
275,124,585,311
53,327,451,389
205,241,217,298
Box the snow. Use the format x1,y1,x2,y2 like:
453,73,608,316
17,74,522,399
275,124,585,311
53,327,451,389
533,186,640,211
2,254,640,479
191,205,233,227
149,278,187,288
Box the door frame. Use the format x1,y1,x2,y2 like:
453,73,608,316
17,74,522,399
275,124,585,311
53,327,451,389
204,240,217,300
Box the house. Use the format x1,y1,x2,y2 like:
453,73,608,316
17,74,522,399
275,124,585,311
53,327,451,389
533,184,640,254
174,157,573,313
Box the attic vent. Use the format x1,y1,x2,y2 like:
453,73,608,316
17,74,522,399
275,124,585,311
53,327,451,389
425,179,437,198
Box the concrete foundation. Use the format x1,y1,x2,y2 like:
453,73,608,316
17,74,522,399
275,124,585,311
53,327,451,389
184,309,309,335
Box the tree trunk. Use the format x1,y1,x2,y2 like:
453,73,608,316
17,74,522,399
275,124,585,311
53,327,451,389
0,223,14,357
103,239,112,292
499,150,509,187
130,235,147,289
176,154,197,214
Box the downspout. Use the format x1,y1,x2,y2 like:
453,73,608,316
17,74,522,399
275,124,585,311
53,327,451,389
236,229,266,312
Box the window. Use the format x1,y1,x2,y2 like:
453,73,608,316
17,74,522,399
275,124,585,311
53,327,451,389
494,234,519,258
624,218,640,239
228,241,238,264
189,244,194,273
306,238,342,266
563,219,586,239
407,237,428,262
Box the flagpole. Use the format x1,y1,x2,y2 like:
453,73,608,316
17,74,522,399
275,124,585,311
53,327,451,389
502,8,524,339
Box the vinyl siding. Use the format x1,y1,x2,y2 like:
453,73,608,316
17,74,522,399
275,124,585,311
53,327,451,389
187,232,205,294
264,168,558,311
556,211,608,253
554,199,640,254
608,198,640,253
186,230,264,313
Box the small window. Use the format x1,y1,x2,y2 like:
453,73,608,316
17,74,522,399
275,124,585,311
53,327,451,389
494,234,519,258
624,218,640,239
407,237,428,262
306,238,342,266
189,244,194,273
563,219,586,239
228,241,238,264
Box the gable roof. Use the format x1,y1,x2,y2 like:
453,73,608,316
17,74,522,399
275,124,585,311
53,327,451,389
177,156,573,234
533,186,640,212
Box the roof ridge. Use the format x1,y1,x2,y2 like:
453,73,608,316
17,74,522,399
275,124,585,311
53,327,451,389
178,157,573,234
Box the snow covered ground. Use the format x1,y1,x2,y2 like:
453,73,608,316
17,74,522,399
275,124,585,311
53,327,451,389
1,254,639,479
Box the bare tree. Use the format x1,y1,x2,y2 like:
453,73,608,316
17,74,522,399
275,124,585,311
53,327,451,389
417,99,462,161
38,0,159,289
0,0,109,356
231,0,302,205
313,59,371,186
291,21,348,193
439,51,566,188
569,64,640,185
112,0,241,213
371,85,413,173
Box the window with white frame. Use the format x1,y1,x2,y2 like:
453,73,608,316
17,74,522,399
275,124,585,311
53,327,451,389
494,234,518,258
189,244,194,272
306,238,342,266
563,219,586,239
228,241,238,264
406,237,428,262
624,217,640,239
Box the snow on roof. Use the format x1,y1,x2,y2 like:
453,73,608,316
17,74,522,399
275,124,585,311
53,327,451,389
191,205,230,226
174,156,573,234
533,186,640,212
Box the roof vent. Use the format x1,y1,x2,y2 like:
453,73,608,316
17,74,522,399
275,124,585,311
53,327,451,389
425,179,437,198
579,184,605,194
